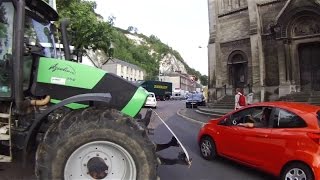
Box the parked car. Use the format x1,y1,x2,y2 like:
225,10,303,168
186,92,205,108
171,92,186,100
198,102,320,180
145,92,157,108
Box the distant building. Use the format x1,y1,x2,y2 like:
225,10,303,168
207,0,320,102
159,72,196,92
101,58,145,81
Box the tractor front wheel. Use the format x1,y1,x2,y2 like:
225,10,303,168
35,107,158,180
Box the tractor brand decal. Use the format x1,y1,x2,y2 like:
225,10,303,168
50,77,66,85
48,63,76,75
37,57,106,89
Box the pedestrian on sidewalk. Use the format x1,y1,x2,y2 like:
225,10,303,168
234,88,246,110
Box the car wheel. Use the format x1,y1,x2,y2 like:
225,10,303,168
199,136,217,160
281,162,314,180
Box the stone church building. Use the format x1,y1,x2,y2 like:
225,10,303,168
207,0,320,103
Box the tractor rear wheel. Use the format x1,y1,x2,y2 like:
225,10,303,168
35,107,158,180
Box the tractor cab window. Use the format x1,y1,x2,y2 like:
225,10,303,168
0,2,14,97
24,10,56,58
22,9,57,90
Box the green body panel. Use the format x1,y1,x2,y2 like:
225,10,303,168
37,57,106,89
121,87,148,117
50,99,89,109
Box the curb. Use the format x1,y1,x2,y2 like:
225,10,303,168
195,110,223,117
176,109,205,125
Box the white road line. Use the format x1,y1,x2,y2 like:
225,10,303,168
176,109,205,125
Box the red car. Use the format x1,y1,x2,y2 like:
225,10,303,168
198,102,320,180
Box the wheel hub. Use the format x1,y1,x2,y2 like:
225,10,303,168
64,141,136,180
285,168,307,180
201,140,211,157
87,157,109,179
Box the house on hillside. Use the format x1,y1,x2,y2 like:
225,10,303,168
101,58,145,81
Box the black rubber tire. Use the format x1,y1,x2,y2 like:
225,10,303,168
199,136,217,160
280,162,314,180
35,107,158,180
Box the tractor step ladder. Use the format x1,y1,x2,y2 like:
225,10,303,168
0,112,12,162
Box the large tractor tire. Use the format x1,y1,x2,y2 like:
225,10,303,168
35,107,158,180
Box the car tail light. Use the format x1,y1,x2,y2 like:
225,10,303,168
307,132,320,144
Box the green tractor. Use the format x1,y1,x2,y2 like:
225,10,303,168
0,0,189,179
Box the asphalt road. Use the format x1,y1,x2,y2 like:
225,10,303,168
147,100,276,180
1,101,276,180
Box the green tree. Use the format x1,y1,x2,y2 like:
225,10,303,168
56,0,113,56
200,75,208,86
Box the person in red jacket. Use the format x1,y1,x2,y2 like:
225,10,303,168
234,88,246,110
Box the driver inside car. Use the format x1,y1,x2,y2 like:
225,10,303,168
238,108,271,128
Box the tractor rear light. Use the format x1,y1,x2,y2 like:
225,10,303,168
307,132,320,144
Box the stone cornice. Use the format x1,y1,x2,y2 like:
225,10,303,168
218,7,248,18
220,37,250,47
257,0,282,7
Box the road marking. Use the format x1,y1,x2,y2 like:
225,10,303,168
176,109,205,125
152,110,192,165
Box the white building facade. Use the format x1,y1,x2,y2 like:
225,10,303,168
102,59,145,81
159,72,196,92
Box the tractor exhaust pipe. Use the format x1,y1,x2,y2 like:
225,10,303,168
60,19,71,60
13,0,26,114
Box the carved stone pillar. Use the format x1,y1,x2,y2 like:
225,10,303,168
283,39,292,83
277,40,287,85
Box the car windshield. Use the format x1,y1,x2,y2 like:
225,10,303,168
188,93,202,100
148,93,155,98
0,2,14,97
24,10,56,58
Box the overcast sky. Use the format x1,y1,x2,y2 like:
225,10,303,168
94,0,209,75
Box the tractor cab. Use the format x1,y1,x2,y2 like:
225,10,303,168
0,0,58,102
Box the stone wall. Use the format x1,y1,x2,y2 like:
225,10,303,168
262,35,280,86
218,9,250,42
259,1,286,34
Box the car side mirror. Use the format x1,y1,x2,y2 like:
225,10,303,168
218,117,230,126
218,119,226,125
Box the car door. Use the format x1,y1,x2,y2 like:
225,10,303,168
266,108,308,173
216,108,258,161
215,116,244,160
236,107,273,167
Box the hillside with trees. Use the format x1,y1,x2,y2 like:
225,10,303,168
48,0,207,85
